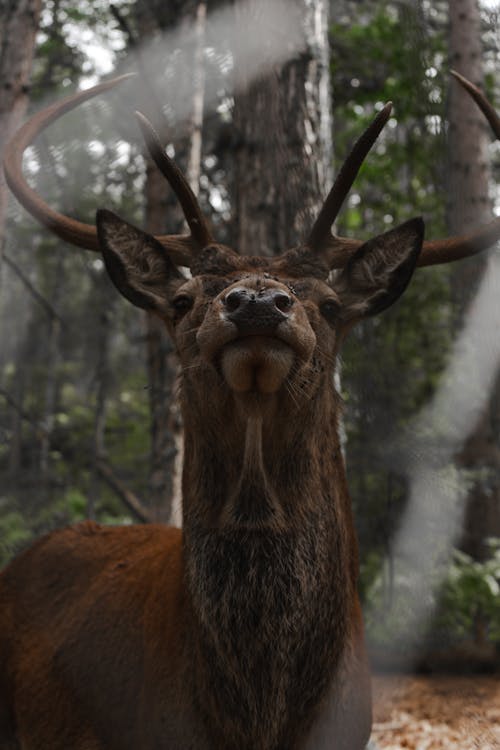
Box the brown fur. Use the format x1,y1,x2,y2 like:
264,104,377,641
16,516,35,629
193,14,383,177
0,217,424,749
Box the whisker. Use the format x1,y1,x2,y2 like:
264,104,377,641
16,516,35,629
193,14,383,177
315,344,337,367
179,326,201,337
285,381,300,409
181,363,204,372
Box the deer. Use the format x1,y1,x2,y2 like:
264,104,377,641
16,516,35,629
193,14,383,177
0,70,499,750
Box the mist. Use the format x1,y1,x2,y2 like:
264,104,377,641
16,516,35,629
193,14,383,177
368,246,500,662
93,0,307,125
1,0,308,361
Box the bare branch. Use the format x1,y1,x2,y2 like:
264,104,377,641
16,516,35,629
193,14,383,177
109,4,138,47
4,253,64,323
0,386,48,440
95,458,153,523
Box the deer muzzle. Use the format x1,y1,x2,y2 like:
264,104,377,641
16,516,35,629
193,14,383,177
223,286,293,336
196,279,316,394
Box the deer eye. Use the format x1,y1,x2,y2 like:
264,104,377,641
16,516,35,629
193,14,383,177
172,295,194,315
320,299,340,323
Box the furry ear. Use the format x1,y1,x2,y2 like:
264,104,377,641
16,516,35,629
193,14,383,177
96,209,184,313
334,217,424,322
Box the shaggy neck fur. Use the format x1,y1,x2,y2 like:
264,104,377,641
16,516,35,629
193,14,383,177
181,376,358,750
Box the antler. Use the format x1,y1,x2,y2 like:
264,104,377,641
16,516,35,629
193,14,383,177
3,75,206,266
6,72,498,272
416,70,500,267
307,102,393,253
312,72,500,269
135,111,213,248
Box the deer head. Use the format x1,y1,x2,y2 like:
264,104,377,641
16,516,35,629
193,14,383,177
5,73,499,434
5,68,500,535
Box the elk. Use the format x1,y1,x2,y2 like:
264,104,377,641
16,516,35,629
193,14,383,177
1,71,499,750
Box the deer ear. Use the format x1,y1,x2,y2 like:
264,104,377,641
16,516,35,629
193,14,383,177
334,217,424,322
96,209,184,313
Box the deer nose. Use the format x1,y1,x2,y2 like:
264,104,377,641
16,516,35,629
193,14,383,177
223,287,293,334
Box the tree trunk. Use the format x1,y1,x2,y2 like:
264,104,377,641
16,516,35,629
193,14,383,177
143,176,180,524
232,0,332,256
447,0,500,561
87,298,113,521
447,0,491,304
0,0,42,260
130,0,207,523
39,253,63,490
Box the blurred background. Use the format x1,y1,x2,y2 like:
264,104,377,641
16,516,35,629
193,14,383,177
0,0,499,694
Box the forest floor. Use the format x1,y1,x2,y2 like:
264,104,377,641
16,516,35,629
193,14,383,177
371,674,500,749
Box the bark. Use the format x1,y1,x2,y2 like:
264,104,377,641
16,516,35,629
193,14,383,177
39,253,63,485
3,253,62,322
0,386,47,441
447,0,492,304
186,3,207,193
171,1,208,526
87,303,112,521
447,0,500,562
143,177,180,524
95,459,153,523
232,0,332,256
7,370,24,476
3,253,63,485
144,335,178,520
0,0,41,480
0,0,42,261
131,0,206,523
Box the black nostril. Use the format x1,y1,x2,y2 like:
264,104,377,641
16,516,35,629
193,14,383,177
225,289,245,312
223,286,292,334
273,291,292,312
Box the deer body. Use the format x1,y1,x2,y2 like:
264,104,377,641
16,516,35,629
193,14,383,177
1,368,371,749
1,71,498,750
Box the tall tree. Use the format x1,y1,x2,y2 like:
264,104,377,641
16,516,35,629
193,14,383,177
232,0,332,256
120,0,208,522
447,0,500,562
448,0,492,304
0,0,42,262
0,0,42,512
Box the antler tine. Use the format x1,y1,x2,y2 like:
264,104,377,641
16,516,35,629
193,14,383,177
416,70,500,267
307,102,393,252
3,75,196,267
316,73,500,269
135,111,213,250
450,69,500,138
3,75,136,252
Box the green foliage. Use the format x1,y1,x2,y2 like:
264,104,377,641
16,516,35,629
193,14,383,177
64,488,88,518
331,4,448,238
363,552,433,651
362,539,500,649
435,541,500,643
33,0,128,96
0,0,152,567
328,3,500,655
0,508,34,568
330,2,454,565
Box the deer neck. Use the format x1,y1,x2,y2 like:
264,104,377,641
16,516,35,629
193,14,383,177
181,378,350,528
180,384,358,749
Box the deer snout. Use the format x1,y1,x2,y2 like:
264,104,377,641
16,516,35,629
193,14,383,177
223,287,293,335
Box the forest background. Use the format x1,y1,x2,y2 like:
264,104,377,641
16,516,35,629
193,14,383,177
0,0,499,671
